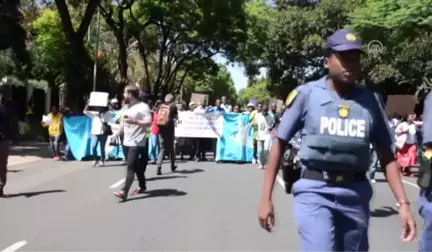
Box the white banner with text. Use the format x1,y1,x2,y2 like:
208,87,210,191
175,112,223,138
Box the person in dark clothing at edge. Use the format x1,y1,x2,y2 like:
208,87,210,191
156,93,178,175
113,85,152,201
0,84,19,197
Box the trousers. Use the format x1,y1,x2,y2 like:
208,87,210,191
293,179,372,251
0,140,10,188
419,189,432,252
122,146,148,194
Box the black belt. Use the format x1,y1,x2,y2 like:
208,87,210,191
303,169,367,185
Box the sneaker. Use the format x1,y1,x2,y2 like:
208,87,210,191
257,165,264,170
114,191,127,201
99,161,105,167
157,167,162,176
131,187,146,196
53,156,60,161
252,158,257,164
370,179,376,183
171,165,177,172
92,161,99,167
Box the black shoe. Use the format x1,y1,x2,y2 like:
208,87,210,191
0,187,4,197
171,165,177,172
157,167,162,176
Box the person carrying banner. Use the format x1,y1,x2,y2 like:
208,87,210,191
257,29,416,251
156,93,178,175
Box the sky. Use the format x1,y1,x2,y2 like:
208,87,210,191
212,54,266,92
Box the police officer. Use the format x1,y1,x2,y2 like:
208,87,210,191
418,91,432,251
258,29,416,251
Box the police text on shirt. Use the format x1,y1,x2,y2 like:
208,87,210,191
320,117,366,138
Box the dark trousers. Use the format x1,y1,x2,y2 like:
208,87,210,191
157,131,175,168
49,135,61,157
194,138,206,160
122,145,148,194
0,140,10,188
91,134,108,161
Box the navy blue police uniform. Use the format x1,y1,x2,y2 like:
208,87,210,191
419,91,432,252
276,29,393,251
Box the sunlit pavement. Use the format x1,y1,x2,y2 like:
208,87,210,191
0,159,420,251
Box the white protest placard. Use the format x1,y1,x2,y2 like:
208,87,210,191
41,115,52,125
175,111,223,138
89,91,109,107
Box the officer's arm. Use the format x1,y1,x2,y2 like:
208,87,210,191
423,92,432,147
260,87,307,202
370,97,410,204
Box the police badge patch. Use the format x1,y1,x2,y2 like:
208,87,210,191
338,105,350,118
285,89,298,107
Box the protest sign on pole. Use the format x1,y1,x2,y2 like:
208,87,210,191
175,111,223,138
385,95,416,117
191,93,209,105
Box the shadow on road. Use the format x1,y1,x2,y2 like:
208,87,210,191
174,168,204,174
370,206,398,218
3,189,66,198
124,189,187,202
146,175,187,182
7,169,23,173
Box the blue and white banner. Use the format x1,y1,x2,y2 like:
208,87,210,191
216,113,254,162
64,112,255,162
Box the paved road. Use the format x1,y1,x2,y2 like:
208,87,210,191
0,159,422,251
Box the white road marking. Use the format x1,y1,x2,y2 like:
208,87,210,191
276,175,285,189
1,241,28,252
402,179,419,188
109,178,125,189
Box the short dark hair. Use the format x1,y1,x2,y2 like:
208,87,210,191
125,85,140,98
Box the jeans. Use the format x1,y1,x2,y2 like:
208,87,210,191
157,130,175,169
369,149,378,180
49,135,61,157
150,133,159,161
122,145,148,194
257,139,271,165
91,134,108,161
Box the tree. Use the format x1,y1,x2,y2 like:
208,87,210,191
349,0,432,99
127,0,248,96
0,0,30,64
182,63,237,105
237,78,270,106
53,0,103,109
30,8,65,87
233,0,275,79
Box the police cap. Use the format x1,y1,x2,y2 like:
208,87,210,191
326,28,363,52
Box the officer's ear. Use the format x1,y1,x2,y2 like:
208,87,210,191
323,49,333,69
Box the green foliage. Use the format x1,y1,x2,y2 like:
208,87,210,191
349,0,432,98
237,78,270,106
30,8,65,84
183,63,238,105
125,0,248,95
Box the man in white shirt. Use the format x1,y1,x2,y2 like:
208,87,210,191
256,105,275,169
83,105,113,167
113,85,152,201
221,96,232,113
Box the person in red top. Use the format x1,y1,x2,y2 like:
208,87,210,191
149,100,162,164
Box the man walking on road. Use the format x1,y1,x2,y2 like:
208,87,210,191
113,85,152,201
156,93,178,175
0,84,18,197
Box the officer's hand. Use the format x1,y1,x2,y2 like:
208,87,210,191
399,204,416,242
258,200,275,232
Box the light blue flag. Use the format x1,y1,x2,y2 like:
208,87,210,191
216,113,254,162
63,116,93,160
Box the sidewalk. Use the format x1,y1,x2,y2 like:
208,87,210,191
9,141,52,166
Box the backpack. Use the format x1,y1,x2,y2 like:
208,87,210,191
157,104,171,126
